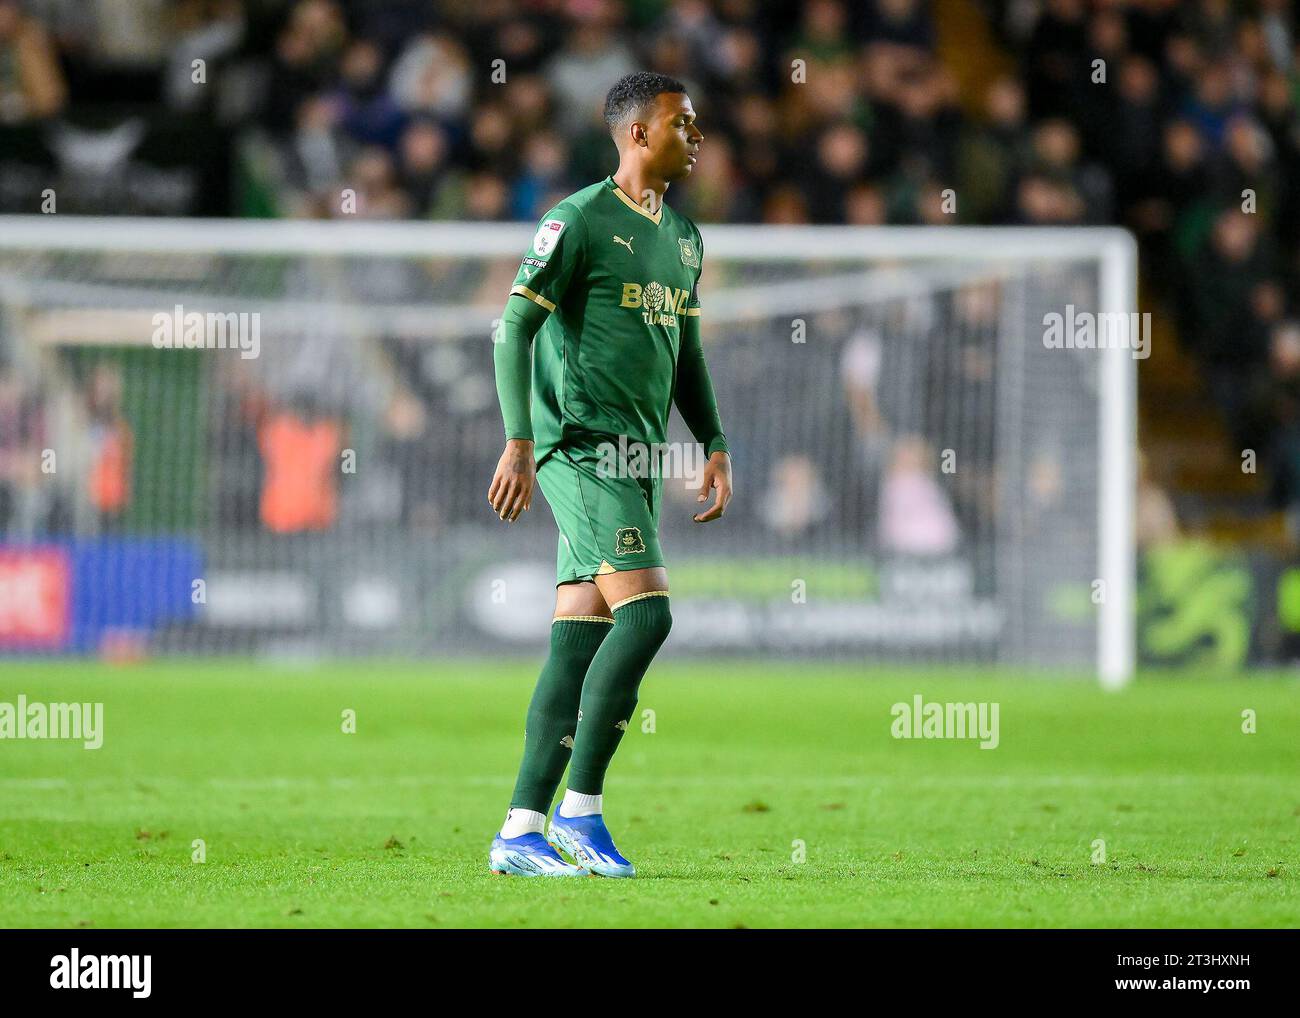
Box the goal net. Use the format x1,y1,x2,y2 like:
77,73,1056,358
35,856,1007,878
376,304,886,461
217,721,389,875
0,218,1136,683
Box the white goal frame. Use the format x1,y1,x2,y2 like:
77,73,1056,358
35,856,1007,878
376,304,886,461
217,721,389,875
0,217,1138,686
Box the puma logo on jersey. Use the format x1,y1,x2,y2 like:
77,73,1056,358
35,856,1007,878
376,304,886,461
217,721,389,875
522,267,534,278
560,735,574,749
613,235,634,254
615,720,628,731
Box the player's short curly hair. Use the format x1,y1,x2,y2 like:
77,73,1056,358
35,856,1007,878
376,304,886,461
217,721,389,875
603,72,688,136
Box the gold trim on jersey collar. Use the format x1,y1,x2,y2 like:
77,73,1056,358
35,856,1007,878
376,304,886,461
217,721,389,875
608,178,663,225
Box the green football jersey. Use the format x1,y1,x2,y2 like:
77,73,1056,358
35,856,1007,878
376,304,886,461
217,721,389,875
509,175,704,466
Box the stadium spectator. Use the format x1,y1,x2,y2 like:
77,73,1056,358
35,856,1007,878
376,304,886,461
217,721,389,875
1182,206,1281,448
396,117,453,217
258,400,344,533
163,0,245,112
85,363,132,532
542,1,636,137
759,454,831,537
1136,449,1180,549
387,32,472,121
0,0,66,123
1260,320,1300,537
956,75,1028,223
332,37,406,150
262,0,347,133
878,436,960,556
0,365,46,534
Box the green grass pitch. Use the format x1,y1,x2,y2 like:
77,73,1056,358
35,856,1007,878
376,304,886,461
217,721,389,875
1,661,1296,928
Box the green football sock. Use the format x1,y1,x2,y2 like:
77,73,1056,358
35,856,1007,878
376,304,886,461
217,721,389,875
509,617,613,814
567,594,673,796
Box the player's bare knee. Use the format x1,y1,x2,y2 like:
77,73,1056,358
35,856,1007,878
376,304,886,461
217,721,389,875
554,581,612,620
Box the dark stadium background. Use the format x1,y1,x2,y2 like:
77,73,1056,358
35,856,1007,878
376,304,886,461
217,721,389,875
1,0,1297,664
1,0,1299,940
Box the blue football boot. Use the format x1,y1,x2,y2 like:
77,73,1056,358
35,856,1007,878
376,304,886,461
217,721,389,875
547,808,636,878
488,831,587,877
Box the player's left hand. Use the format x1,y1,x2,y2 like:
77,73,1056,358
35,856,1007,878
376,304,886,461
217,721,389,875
693,451,732,523
488,439,536,522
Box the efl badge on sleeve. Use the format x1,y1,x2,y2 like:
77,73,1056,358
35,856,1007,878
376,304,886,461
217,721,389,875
678,238,699,268
533,218,565,257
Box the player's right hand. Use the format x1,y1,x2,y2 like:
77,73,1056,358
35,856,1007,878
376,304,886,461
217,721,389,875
488,439,536,522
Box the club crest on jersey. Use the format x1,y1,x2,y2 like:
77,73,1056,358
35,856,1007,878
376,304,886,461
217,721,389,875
678,238,699,268
532,218,565,257
614,527,645,555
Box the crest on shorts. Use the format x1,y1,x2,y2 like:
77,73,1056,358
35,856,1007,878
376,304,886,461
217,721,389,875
533,218,565,257
678,238,699,268
614,526,645,555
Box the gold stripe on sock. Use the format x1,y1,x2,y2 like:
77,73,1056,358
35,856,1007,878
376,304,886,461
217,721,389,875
609,590,670,612
553,615,615,624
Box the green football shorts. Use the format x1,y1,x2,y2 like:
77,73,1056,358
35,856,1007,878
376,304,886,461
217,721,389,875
536,441,665,585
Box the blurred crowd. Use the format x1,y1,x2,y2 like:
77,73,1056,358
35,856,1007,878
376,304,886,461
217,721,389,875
2,0,1300,535
0,360,132,536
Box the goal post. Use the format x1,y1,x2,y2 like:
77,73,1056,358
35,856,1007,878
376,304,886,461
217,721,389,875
0,217,1136,683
